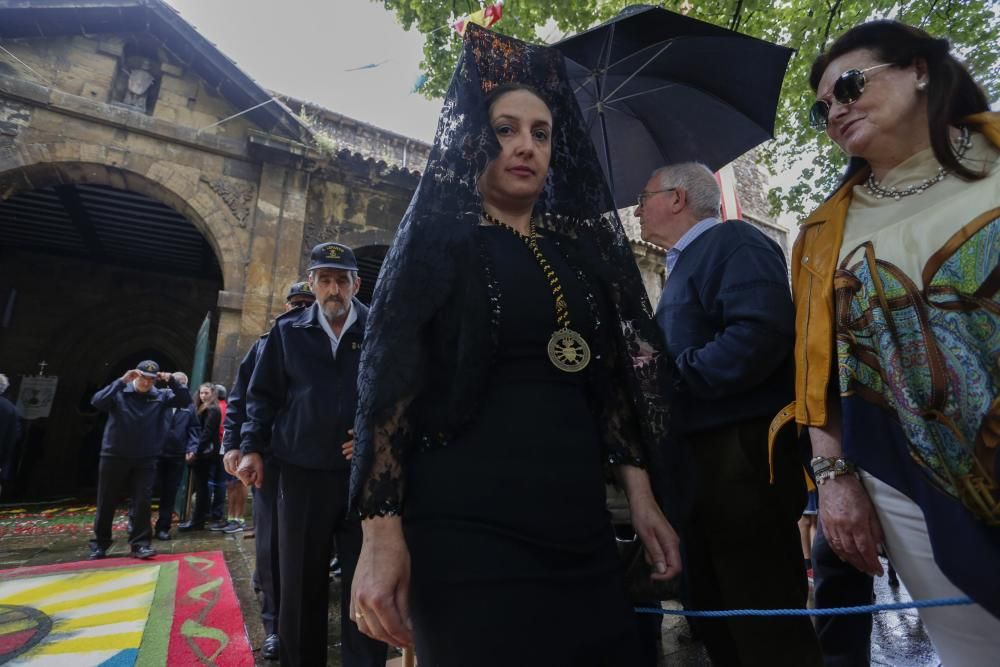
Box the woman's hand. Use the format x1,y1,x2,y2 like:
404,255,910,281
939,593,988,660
351,516,413,648
818,474,884,576
617,464,682,580
809,409,885,577
629,491,682,580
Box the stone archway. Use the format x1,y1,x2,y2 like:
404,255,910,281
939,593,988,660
0,152,248,292
0,151,246,498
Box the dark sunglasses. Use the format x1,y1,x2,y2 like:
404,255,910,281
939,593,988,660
809,63,892,130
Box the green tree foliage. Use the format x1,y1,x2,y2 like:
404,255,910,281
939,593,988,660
376,0,1000,218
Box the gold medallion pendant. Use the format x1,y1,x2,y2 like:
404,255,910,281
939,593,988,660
547,327,591,372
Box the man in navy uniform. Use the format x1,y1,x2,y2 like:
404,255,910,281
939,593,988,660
222,280,314,661
238,244,386,667
153,372,198,541
90,360,191,559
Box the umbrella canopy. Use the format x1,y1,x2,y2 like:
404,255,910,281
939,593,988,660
554,5,794,208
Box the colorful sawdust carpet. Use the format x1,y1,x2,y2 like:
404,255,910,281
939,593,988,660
0,502,132,538
0,551,252,665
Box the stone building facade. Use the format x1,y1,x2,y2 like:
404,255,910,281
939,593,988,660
0,0,785,498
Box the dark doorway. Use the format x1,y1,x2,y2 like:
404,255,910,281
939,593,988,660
354,244,389,306
0,181,223,500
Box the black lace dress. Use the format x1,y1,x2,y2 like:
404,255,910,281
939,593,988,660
350,27,683,667
401,225,642,666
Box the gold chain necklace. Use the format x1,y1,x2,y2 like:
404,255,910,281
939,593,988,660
483,211,591,373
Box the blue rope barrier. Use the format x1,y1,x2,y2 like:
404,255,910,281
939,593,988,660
635,596,973,618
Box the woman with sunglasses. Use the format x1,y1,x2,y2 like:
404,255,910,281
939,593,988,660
783,19,1000,663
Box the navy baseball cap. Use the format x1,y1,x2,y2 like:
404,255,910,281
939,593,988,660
286,281,315,301
308,242,358,272
137,360,160,377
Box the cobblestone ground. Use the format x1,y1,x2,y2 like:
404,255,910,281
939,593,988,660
0,521,937,666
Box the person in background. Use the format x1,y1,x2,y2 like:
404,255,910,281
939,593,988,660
179,383,222,532
0,374,22,497
206,384,228,531
90,360,190,559
152,372,198,540
223,279,314,661
636,161,821,666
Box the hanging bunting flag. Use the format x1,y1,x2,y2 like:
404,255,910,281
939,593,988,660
411,73,429,93
453,0,505,36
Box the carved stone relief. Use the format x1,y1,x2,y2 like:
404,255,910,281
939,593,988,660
200,175,256,227
0,99,31,166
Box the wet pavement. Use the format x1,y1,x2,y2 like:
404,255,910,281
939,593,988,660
0,510,939,666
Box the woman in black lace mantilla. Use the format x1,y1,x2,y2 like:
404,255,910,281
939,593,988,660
348,27,683,666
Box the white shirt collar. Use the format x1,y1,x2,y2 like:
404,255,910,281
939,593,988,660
317,299,357,358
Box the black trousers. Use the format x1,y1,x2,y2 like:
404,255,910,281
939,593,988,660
153,456,185,533
254,456,281,636
188,458,212,527
682,418,822,667
91,455,156,551
208,454,227,521
276,462,387,667
813,519,874,666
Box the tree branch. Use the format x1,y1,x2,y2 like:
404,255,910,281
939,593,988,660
729,0,745,32
822,0,844,48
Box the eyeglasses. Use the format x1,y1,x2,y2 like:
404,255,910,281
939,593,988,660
637,188,676,208
809,63,892,130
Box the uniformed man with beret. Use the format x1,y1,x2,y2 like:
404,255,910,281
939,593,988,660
90,360,191,560
222,280,314,661
238,244,386,667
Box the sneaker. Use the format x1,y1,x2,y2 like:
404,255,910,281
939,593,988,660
223,520,245,534
131,545,157,560
89,547,107,560
155,530,171,541
207,519,230,532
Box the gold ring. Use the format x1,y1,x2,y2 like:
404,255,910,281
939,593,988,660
355,611,365,620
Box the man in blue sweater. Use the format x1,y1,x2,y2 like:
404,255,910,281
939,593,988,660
90,360,191,559
636,163,820,666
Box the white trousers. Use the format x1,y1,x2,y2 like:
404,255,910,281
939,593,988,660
862,471,1000,667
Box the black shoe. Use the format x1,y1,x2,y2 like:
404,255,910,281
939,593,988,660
261,634,279,660
131,545,157,560
89,548,107,560
208,519,230,531
178,521,204,532
155,530,171,541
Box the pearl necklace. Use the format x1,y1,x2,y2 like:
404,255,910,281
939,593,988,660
865,127,972,201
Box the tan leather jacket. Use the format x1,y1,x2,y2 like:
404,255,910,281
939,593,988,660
767,112,1000,472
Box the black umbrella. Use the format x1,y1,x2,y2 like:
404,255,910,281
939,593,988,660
554,5,794,208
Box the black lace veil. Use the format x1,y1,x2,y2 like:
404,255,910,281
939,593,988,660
350,26,686,519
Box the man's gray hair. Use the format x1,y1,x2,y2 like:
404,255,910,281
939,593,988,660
652,163,722,220
0,374,8,394
308,269,359,282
